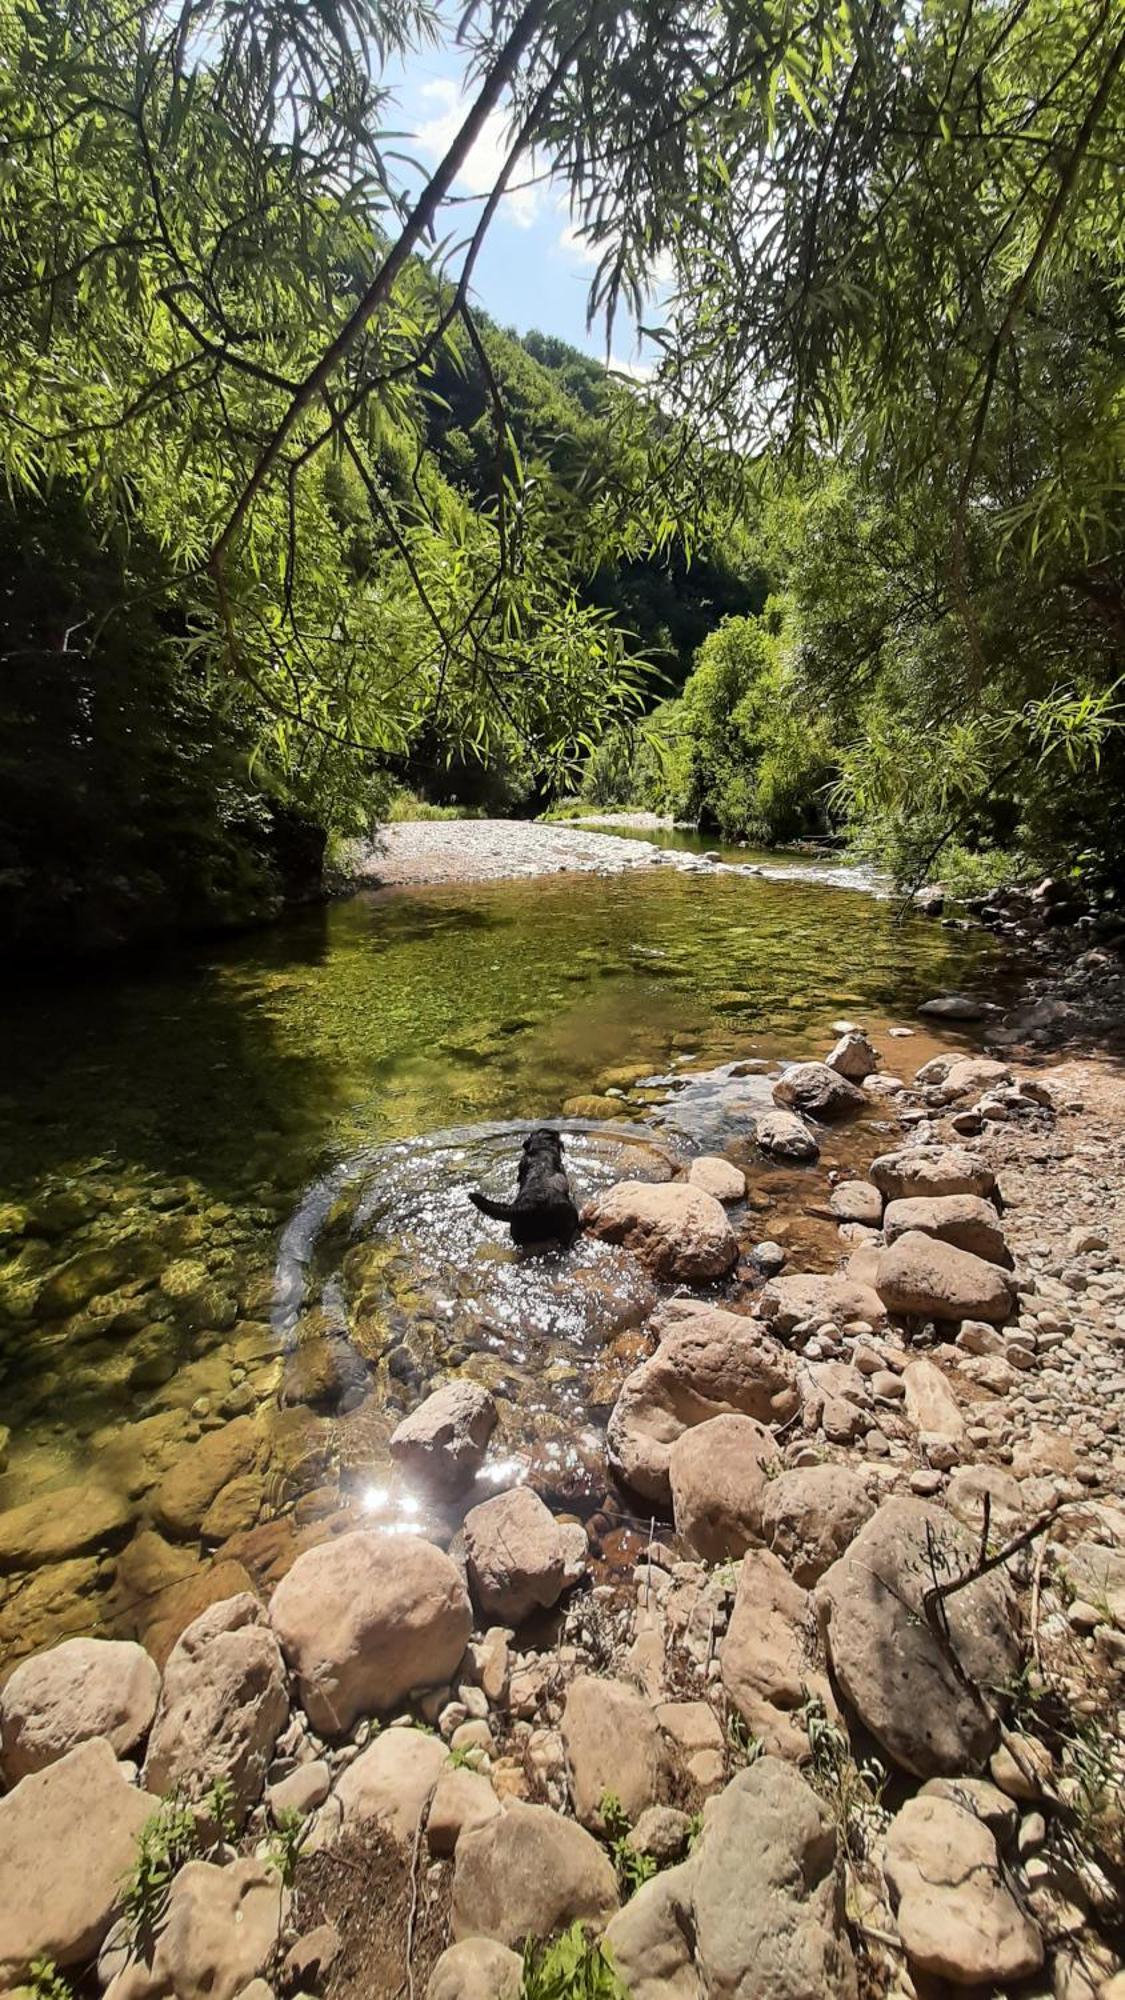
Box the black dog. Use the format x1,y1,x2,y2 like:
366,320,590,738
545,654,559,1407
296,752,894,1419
470,1127,580,1247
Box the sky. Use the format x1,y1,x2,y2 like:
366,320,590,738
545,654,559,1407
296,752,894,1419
387,34,658,374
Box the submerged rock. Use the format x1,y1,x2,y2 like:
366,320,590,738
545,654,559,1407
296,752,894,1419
582,1180,738,1281
390,1381,498,1494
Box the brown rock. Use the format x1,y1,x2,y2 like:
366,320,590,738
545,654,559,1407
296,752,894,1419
561,1675,677,1828
582,1181,738,1282
143,1593,288,1826
686,1156,746,1202
451,1801,619,1946
901,1359,966,1445
758,1465,878,1586
152,1419,262,1540
463,1486,585,1625
755,1110,820,1162
669,1414,779,1562
0,1637,159,1783
427,1940,522,2000
720,1548,836,1762
328,1727,448,1845
654,1701,725,1794
140,1559,258,1669
0,1483,132,1571
815,1498,1022,1776
390,1382,498,1494
759,1272,887,1334
883,1194,1011,1267
0,1738,160,1981
607,1309,800,1504
773,1062,865,1119
883,1794,1043,1984
868,1147,996,1203
828,1181,883,1226
428,1767,503,1856
104,1858,288,2000
268,1530,472,1735
876,1231,1014,1323
825,1032,879,1082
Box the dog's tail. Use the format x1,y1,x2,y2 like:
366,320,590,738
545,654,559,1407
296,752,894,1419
470,1190,518,1222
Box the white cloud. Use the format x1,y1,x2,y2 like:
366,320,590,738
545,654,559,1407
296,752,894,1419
606,355,655,384
415,78,541,229
556,219,600,269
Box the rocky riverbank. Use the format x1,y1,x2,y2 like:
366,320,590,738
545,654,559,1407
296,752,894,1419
2,1001,1125,2000
349,818,725,886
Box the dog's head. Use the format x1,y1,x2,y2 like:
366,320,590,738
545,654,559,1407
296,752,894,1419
523,1125,564,1160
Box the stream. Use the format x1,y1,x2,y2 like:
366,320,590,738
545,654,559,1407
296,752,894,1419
0,849,1008,1665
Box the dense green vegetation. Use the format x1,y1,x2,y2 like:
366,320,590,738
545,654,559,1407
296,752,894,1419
1,0,1122,946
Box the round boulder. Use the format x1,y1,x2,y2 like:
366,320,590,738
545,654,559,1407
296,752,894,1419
581,1181,738,1281
772,1063,865,1120
0,1637,160,1784
268,1531,472,1735
876,1232,1014,1323
451,1801,619,1947
668,1413,780,1562
758,1465,878,1586
143,1593,288,1827
427,1940,522,2000
755,1110,820,1162
687,1156,746,1203
463,1486,586,1626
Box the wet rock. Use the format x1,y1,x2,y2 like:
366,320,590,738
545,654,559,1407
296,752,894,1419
268,1530,472,1734
757,1465,878,1586
759,1272,886,1335
0,1636,159,1784
143,1594,288,1827
427,1939,522,2000
280,1336,367,1414
428,1767,503,1856
463,1486,586,1625
825,1032,879,1082
876,1232,1014,1322
815,1498,1023,1776
773,1063,865,1120
917,993,987,1020
868,1146,996,1203
607,1309,800,1504
883,1194,1011,1266
883,1793,1043,1984
829,1181,883,1226
669,1413,780,1561
103,1859,288,2000
140,1557,259,1669
693,1760,856,1996
327,1727,448,1845
451,1801,619,1946
720,1548,836,1761
0,1738,159,1981
687,1156,746,1203
0,1481,132,1571
390,1382,498,1494
582,1181,738,1281
152,1418,262,1540
561,1674,676,1828
755,1110,820,1162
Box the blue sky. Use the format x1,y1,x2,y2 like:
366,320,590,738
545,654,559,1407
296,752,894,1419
388,35,658,373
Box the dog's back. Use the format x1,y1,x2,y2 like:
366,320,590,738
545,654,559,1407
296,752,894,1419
471,1127,580,1246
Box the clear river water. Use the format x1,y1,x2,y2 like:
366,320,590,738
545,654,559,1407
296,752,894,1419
0,851,1006,1667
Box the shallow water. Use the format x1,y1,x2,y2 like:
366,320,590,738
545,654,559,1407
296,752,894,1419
0,865,1005,1664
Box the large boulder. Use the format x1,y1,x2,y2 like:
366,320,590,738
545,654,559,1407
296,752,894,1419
0,1637,159,1784
0,1738,160,1981
868,1147,996,1203
0,1482,132,1571
758,1465,878,1586
719,1548,837,1762
463,1487,586,1625
103,1859,288,2000
605,1759,857,2000
758,1272,886,1335
755,1110,820,1162
328,1727,449,1845
883,1794,1043,1984
883,1194,1010,1267
268,1530,472,1734
815,1498,1023,1777
772,1063,864,1120
582,1181,738,1281
451,1802,619,1946
668,1414,779,1562
143,1594,288,1827
607,1310,800,1505
876,1232,1014,1323
427,1940,522,2000
561,1675,676,1828
390,1382,497,1494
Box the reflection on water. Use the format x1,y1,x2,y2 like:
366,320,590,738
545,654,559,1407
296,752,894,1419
0,865,1004,1664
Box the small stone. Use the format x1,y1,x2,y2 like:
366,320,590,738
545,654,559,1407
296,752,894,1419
626,1805,692,1863
688,1156,746,1203
989,1734,1054,1802
281,1922,341,1995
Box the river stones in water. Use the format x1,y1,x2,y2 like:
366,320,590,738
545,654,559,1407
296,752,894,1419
389,1381,497,1494
772,1062,865,1120
268,1529,472,1734
754,1109,820,1163
0,1481,133,1573
581,1181,738,1282
825,1031,879,1082
0,1637,160,1784
151,1416,264,1540
607,1307,800,1505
